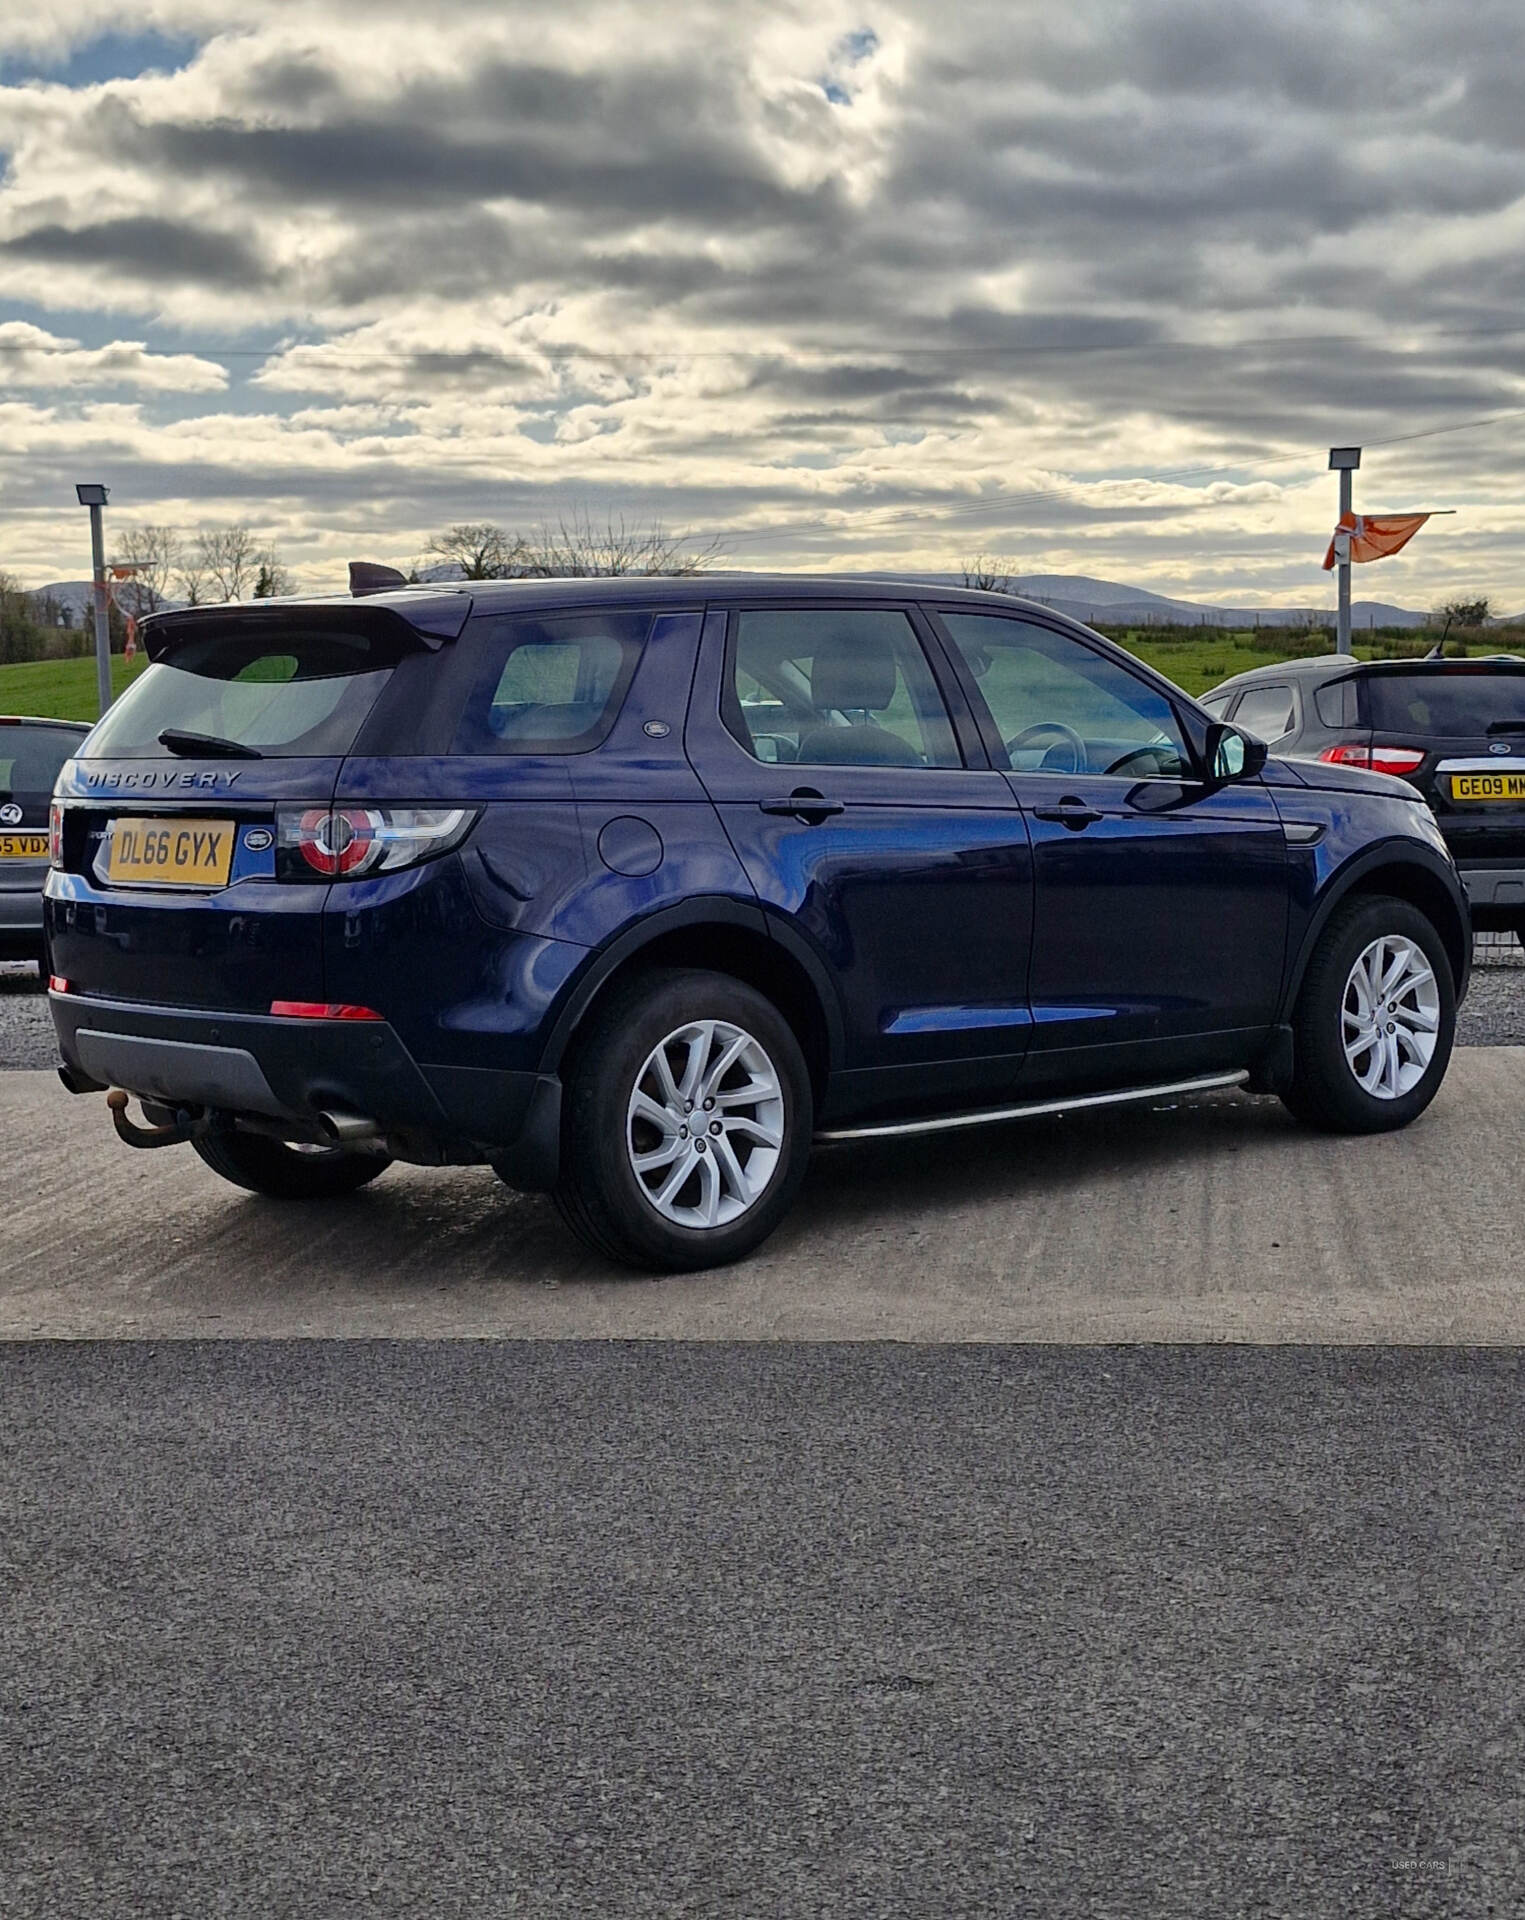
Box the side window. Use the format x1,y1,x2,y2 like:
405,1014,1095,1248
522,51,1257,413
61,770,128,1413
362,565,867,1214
1200,692,1235,719
450,611,646,754
725,609,961,769
939,613,1193,779
1231,683,1295,741
1314,678,1358,729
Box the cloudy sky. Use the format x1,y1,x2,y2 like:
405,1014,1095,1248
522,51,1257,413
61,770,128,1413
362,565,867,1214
3,0,1525,607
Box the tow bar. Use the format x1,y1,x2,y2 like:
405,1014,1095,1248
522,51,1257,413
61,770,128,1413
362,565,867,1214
106,1088,212,1150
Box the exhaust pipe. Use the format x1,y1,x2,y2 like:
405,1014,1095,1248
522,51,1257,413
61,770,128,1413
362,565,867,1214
316,1106,384,1147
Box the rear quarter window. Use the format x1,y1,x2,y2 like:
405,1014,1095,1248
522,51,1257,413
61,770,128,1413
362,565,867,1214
1,725,84,798
1314,679,1359,729
80,623,410,759
450,611,647,754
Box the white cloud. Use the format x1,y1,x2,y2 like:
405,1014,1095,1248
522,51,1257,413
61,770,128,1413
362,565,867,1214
0,320,226,390
3,0,1525,607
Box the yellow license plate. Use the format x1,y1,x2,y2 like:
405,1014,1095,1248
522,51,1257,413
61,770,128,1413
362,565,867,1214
0,832,48,860
1450,772,1525,802
105,817,235,888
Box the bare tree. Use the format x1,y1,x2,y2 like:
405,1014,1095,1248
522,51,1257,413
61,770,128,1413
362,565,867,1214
111,525,182,620
425,523,523,580
175,553,209,607
252,551,296,599
194,525,262,602
1429,596,1493,655
960,554,1022,594
520,510,723,578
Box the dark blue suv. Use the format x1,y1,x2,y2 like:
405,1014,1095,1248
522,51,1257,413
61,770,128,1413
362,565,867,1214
46,576,1469,1270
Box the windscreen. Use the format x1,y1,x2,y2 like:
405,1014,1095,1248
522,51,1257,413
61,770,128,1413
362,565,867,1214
81,624,410,759
1366,669,1525,737
1,725,83,802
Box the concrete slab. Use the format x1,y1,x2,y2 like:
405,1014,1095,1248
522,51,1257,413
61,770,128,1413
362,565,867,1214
1,1052,1522,1342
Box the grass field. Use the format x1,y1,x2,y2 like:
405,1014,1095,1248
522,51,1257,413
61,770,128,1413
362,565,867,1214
0,654,149,722
0,630,1508,722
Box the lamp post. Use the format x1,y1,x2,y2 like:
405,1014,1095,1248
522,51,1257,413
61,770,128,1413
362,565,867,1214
75,483,113,716
1328,447,1361,656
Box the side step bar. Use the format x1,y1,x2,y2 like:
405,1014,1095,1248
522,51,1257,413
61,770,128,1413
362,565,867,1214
814,1071,1249,1144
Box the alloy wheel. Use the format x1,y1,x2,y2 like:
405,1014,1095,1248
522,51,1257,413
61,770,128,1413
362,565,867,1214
625,1019,786,1228
1340,934,1440,1100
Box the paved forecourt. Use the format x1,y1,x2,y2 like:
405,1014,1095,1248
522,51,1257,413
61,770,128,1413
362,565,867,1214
2,1048,1522,1342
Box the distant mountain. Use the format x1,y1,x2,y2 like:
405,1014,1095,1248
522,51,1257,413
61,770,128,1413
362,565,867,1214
24,568,1435,630
885,572,1430,630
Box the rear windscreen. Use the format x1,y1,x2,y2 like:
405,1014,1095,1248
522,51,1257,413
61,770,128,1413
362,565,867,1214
1366,670,1525,736
80,625,409,759
1,725,83,799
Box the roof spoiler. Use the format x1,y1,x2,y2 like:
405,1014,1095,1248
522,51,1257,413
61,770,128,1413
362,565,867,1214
138,584,474,661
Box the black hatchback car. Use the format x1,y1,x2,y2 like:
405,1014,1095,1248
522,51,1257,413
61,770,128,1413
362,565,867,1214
1203,654,1525,935
47,576,1468,1270
1,716,90,963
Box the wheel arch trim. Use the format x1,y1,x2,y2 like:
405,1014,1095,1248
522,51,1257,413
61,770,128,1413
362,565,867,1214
1278,840,1471,1022
535,895,846,1081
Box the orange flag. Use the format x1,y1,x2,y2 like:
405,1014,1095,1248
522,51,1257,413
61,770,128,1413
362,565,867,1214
1322,510,1431,570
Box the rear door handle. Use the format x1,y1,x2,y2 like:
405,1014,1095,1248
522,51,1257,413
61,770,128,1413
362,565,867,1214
760,790,845,823
1031,798,1103,830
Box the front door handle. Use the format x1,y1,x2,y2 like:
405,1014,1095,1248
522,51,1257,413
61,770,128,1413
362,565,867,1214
1031,797,1103,830
760,789,845,824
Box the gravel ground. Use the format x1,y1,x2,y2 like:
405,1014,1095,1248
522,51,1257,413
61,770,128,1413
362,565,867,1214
0,964,53,1070
5,939,1523,1071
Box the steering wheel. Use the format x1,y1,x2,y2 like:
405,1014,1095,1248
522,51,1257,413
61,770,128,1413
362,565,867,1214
1006,721,1087,774
1100,744,1174,778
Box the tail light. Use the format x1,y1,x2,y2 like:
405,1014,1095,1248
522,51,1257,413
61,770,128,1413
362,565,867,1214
1318,743,1426,778
276,806,476,880
49,799,64,868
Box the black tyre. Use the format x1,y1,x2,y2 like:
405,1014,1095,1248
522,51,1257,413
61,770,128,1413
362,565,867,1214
1281,894,1455,1134
193,1126,392,1199
554,968,813,1271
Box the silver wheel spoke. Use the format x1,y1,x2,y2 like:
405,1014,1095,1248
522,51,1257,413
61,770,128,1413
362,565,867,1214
696,1149,723,1227
655,1148,701,1211
632,1134,687,1174
711,1130,752,1202
722,1112,782,1148
677,1023,714,1103
701,1031,750,1098
630,1090,676,1134
650,1048,683,1109
714,1077,776,1108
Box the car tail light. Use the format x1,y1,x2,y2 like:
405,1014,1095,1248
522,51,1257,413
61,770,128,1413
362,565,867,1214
48,975,71,994
49,800,64,868
269,1001,384,1020
1318,743,1426,778
277,806,476,880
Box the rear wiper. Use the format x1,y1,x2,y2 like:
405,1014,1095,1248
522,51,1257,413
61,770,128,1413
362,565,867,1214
158,729,263,760
1486,721,1525,736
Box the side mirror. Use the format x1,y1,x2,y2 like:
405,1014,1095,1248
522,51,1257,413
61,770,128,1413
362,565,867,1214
1205,721,1268,784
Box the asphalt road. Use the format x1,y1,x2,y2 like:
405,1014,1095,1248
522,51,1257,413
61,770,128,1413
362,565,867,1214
4,1341,1523,1920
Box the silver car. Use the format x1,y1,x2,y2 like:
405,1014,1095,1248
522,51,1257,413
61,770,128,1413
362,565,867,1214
1,717,88,965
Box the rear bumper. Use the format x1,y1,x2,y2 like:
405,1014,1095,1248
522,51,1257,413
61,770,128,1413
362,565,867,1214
48,992,562,1186
1458,864,1525,911
0,886,44,946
